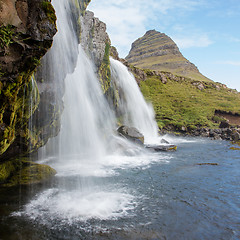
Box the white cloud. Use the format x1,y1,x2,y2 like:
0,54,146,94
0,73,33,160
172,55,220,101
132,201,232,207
230,37,240,43
88,0,207,57
173,35,213,49
217,61,240,66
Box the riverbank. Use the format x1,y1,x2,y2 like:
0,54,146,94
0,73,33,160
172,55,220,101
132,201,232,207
159,126,240,142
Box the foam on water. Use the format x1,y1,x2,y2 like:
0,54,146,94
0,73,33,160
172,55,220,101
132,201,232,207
14,188,136,225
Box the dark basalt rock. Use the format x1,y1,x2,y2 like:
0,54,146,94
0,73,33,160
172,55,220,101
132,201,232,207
117,125,144,144
0,0,58,185
145,144,177,152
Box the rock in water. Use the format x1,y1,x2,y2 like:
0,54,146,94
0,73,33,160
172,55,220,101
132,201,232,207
117,126,144,144
145,144,177,152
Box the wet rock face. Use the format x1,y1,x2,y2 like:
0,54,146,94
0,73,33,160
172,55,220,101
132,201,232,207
0,0,57,160
0,0,57,82
117,125,144,144
80,10,110,69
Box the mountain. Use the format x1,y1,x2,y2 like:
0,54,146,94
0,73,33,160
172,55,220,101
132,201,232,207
126,30,210,82
123,30,240,135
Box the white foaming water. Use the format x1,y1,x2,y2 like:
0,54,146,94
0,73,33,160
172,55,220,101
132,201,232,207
59,46,115,160
110,58,159,144
14,188,136,224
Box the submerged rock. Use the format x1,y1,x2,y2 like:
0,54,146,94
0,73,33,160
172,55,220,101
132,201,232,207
145,144,177,152
117,126,144,144
197,163,219,166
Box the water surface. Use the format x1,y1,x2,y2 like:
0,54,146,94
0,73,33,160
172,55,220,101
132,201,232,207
0,137,239,240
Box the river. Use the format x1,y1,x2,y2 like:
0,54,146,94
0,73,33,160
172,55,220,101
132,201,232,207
0,136,239,240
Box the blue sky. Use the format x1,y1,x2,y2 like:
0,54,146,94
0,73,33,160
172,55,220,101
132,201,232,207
88,0,240,91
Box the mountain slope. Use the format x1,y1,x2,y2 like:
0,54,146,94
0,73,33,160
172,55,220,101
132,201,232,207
126,30,210,82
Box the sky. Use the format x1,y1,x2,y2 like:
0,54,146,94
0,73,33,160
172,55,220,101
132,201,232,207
88,0,240,91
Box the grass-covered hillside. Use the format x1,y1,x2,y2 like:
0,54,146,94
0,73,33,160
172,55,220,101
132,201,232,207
139,70,240,131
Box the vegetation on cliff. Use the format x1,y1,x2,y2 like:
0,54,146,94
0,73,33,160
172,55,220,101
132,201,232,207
125,30,240,135
0,0,57,186
139,69,240,131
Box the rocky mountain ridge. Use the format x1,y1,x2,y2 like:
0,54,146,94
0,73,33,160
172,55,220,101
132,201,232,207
126,30,210,82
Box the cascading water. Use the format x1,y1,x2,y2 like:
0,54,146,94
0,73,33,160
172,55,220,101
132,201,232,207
13,0,170,229
110,58,159,144
1,2,239,239
15,0,143,224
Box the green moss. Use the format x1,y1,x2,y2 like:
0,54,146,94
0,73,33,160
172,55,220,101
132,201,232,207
99,42,111,93
0,72,40,155
41,1,57,25
6,162,56,186
0,25,14,49
0,159,21,182
0,158,56,186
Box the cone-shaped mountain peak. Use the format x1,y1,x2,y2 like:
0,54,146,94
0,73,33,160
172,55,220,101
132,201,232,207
126,30,210,82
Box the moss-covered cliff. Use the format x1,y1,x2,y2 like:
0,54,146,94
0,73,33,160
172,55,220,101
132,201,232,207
0,0,57,185
0,0,115,186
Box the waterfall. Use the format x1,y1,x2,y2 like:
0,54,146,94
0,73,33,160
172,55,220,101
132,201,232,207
59,46,115,160
38,0,116,161
110,58,159,144
15,0,168,225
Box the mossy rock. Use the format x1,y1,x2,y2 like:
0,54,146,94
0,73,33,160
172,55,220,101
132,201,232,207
1,160,56,187
99,42,111,93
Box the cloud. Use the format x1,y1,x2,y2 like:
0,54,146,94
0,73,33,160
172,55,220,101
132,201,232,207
217,61,240,66
173,35,213,49
230,37,240,43
88,0,207,57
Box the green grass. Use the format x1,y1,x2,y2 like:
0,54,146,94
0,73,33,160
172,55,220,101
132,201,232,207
140,74,240,130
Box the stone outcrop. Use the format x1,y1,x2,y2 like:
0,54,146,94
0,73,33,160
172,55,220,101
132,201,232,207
80,10,112,94
0,0,57,159
0,0,58,185
117,125,144,144
126,30,210,82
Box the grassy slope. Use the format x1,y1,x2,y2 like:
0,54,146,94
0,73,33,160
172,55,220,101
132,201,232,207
140,73,240,130
133,55,211,82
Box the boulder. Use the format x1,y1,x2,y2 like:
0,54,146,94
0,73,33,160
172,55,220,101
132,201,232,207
0,158,56,186
219,120,230,128
231,130,240,141
117,126,144,144
160,138,170,144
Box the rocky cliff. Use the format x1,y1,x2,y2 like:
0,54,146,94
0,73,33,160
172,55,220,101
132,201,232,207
0,0,58,185
0,0,116,186
126,30,210,82
80,10,111,93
